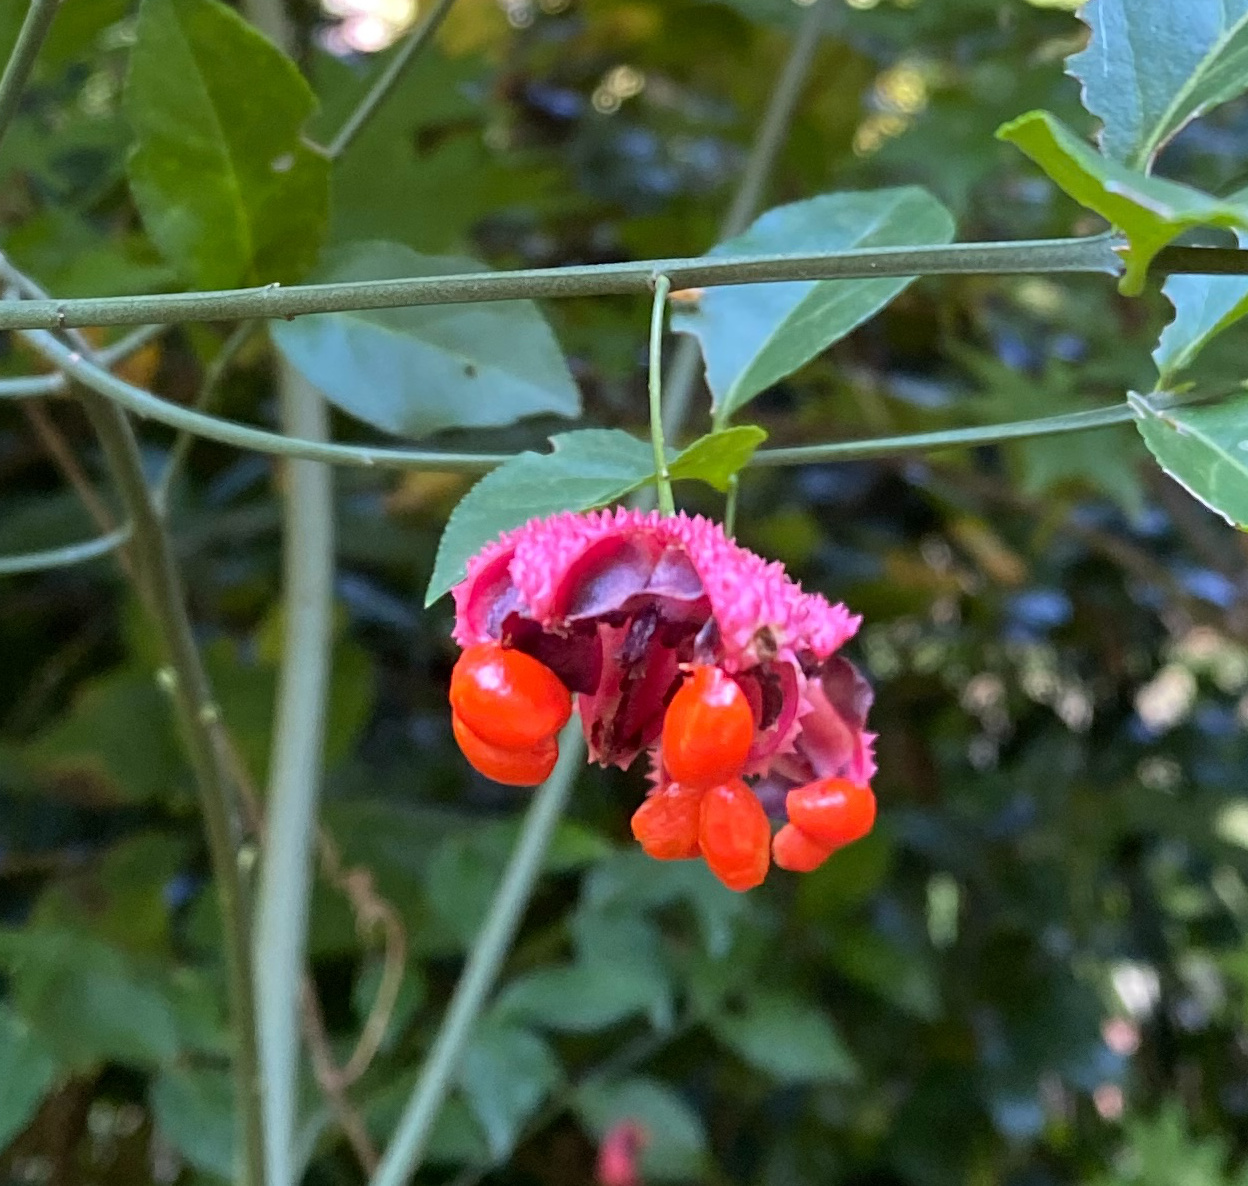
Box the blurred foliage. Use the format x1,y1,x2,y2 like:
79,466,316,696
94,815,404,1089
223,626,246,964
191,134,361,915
3,0,1248,1185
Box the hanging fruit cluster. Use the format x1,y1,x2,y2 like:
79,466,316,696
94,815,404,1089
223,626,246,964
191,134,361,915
448,508,877,891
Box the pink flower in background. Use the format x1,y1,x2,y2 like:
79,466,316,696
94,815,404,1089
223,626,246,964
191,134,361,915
596,1120,648,1186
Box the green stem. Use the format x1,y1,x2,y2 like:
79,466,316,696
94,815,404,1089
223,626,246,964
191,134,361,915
0,325,166,400
238,0,338,1175
0,235,1125,331
79,390,266,1186
254,363,335,1186
747,401,1137,466
323,0,459,160
0,0,60,157
0,524,131,576
14,325,1149,471
156,321,257,510
369,723,584,1186
648,275,675,515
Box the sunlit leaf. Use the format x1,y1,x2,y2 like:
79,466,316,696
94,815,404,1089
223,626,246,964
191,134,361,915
668,426,768,491
671,189,955,420
1131,391,1248,527
1069,0,1248,169
997,110,1248,294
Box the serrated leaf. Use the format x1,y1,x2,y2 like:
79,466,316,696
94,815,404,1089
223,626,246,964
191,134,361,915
671,189,955,420
576,1077,708,1182
0,1004,59,1151
997,110,1248,295
457,1021,561,1160
1155,223,1248,381
668,426,767,492
1131,391,1248,527
1068,0,1248,169
271,241,580,440
125,0,329,288
424,429,656,605
709,990,858,1084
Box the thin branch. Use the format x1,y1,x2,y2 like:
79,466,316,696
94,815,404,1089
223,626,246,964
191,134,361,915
15,307,1152,475
254,361,336,1186
21,401,121,539
369,722,585,1186
0,235,1127,331
0,524,131,576
0,325,166,400
323,0,460,160
648,275,675,515
0,0,60,157
156,321,257,510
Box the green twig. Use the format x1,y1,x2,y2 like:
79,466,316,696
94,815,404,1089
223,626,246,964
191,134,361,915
156,321,257,510
323,0,460,160
0,235,1127,331
254,362,336,1186
238,0,338,1177
0,0,60,157
0,325,167,400
0,524,132,576
369,722,585,1186
648,275,675,515
13,322,1148,474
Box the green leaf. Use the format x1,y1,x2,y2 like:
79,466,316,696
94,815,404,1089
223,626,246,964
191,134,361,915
709,990,858,1084
0,928,183,1069
576,1077,708,1182
671,189,955,420
457,1020,561,1160
271,241,580,440
0,1004,59,1151
1131,391,1248,527
495,954,670,1034
1155,225,1248,380
1068,0,1248,169
149,1066,236,1179
125,0,329,288
668,426,768,492
424,429,656,605
996,110,1248,295
23,668,185,804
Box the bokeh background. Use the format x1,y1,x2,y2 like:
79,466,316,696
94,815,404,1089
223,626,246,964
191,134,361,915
3,0,1248,1183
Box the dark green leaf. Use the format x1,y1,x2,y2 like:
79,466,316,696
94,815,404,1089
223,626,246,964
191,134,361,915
671,189,955,420
23,669,184,804
271,241,580,440
0,1004,59,1151
125,0,329,288
1131,391,1248,527
996,110,1248,295
710,990,858,1083
424,429,655,605
576,1077,708,1181
1068,0,1248,169
0,928,183,1069
668,426,768,492
149,1066,236,1179
458,1020,561,1160
495,956,669,1033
